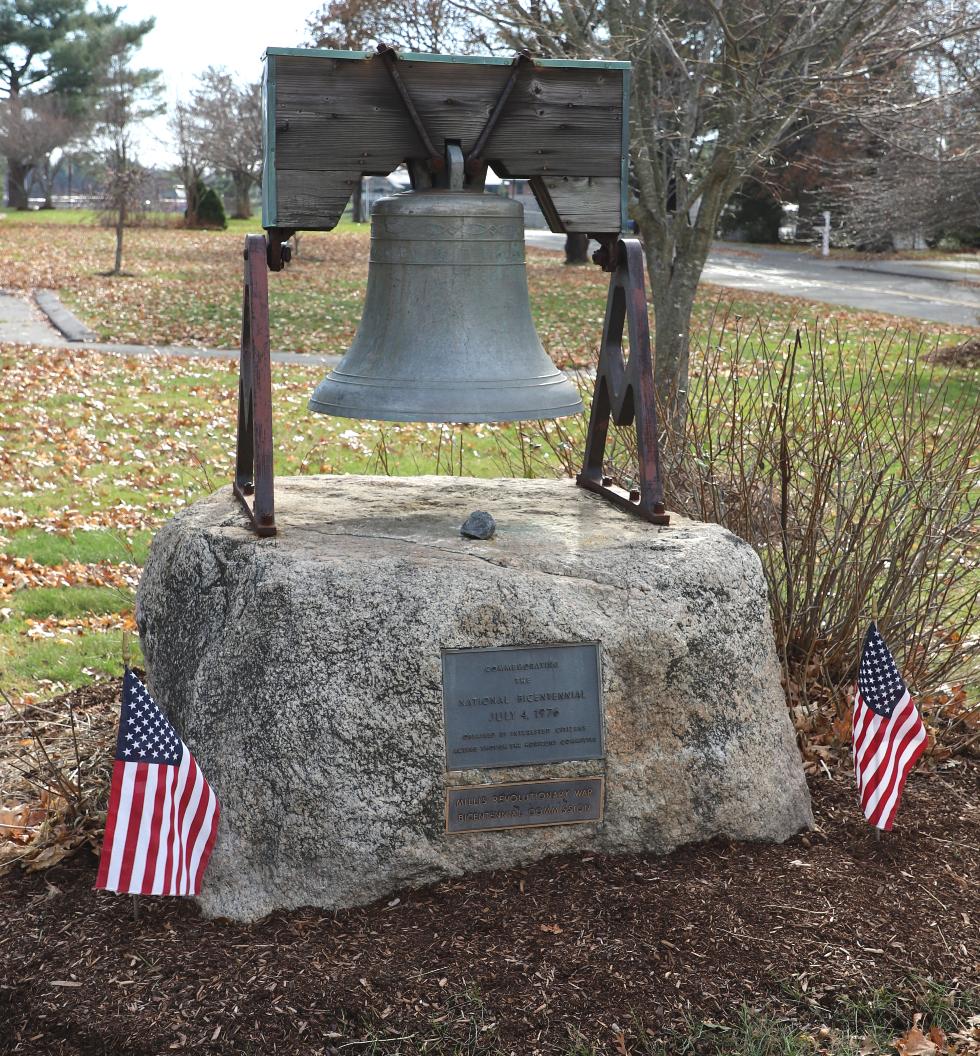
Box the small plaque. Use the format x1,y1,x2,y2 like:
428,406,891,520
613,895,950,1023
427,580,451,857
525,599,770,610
446,777,604,834
442,642,603,770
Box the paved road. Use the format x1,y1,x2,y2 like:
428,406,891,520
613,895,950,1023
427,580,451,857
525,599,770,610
525,232,980,328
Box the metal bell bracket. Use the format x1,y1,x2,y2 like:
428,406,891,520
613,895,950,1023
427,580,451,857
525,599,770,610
576,238,670,526
233,234,277,536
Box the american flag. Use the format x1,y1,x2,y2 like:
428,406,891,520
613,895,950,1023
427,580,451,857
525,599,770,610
852,623,927,831
96,670,220,896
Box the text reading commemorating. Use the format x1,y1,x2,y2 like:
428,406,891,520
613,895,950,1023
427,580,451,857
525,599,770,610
442,642,603,770
446,777,604,834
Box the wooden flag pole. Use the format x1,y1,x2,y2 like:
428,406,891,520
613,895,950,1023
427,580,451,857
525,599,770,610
119,632,141,918
870,607,882,844
871,607,882,844
863,595,882,843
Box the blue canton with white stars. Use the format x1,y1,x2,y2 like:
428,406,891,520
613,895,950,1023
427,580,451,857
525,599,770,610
114,670,183,765
857,624,908,717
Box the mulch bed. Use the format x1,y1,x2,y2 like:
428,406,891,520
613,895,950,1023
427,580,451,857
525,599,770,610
1,714,978,1055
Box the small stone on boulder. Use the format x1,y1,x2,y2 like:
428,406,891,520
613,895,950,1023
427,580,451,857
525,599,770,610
460,510,496,539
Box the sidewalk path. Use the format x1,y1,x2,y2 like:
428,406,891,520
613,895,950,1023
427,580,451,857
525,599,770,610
0,290,341,367
525,233,980,328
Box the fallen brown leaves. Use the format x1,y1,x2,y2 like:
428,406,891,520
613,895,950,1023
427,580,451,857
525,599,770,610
0,791,79,873
0,554,140,599
894,1024,942,1055
0,344,248,530
0,794,53,843
0,680,116,877
0,224,613,363
0,225,372,353
0,502,165,534
891,1018,980,1056
787,677,980,777
926,337,980,367
23,610,136,640
4,221,963,371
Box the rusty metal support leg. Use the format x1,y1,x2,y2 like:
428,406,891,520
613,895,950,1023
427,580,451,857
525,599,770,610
576,238,670,526
233,234,276,536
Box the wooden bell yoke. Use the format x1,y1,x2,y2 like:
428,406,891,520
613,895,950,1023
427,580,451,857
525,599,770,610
234,44,668,536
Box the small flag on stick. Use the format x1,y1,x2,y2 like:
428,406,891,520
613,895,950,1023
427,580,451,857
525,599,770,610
852,623,927,831
96,670,220,895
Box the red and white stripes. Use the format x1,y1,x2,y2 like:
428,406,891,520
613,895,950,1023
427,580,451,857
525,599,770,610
96,750,220,896
852,688,927,831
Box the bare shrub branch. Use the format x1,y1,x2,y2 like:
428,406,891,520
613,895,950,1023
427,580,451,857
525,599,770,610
508,320,980,756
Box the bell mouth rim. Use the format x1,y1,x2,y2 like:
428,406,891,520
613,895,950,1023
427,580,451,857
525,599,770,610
306,398,585,424
316,369,576,388
308,366,585,422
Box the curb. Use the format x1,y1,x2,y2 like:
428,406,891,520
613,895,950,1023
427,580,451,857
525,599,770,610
72,343,342,367
833,262,980,287
33,289,99,343
9,289,341,366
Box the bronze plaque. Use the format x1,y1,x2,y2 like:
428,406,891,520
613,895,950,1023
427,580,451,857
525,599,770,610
442,642,603,770
445,777,604,834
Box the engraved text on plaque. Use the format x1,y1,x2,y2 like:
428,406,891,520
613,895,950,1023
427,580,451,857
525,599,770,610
442,642,603,770
446,777,604,833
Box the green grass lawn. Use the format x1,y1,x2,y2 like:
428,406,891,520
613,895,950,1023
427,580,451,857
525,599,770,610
0,342,577,696
0,214,976,699
0,206,299,236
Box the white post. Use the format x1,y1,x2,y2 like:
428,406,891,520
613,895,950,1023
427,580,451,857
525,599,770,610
821,211,831,257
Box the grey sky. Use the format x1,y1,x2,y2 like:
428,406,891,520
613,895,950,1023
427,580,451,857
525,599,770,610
120,0,317,164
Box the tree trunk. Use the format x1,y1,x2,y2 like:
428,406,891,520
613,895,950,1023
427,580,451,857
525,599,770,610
113,202,126,276
6,158,31,210
635,176,727,434
232,173,253,219
351,178,364,223
564,232,589,265
651,281,694,433
641,236,702,436
38,162,55,209
183,173,202,227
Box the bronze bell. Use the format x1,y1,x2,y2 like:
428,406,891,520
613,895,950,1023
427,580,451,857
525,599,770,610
308,188,583,423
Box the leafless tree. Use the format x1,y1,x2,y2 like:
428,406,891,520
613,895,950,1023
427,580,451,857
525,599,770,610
307,0,480,53
94,48,163,275
473,0,980,425
187,68,262,219
841,2,980,248
0,94,84,207
101,157,149,274
170,101,207,226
